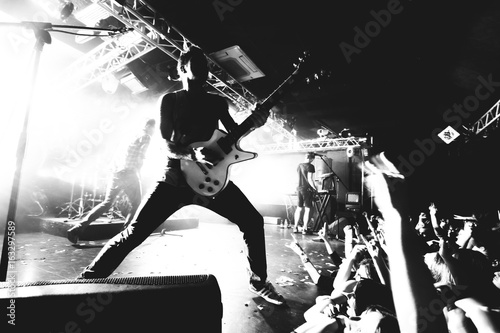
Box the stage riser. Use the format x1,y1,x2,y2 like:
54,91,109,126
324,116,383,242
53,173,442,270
38,218,199,240
0,275,222,332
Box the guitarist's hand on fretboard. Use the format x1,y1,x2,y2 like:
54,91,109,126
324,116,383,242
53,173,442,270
192,146,222,166
247,105,270,128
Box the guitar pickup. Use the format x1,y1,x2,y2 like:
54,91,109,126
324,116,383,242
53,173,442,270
217,137,232,154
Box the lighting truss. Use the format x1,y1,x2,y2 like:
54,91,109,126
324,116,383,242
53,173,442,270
471,98,500,134
255,137,370,154
60,30,155,90
60,0,297,140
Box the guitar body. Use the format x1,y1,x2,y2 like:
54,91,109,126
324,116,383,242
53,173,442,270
180,129,257,197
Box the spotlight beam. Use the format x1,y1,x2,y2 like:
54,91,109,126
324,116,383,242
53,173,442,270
0,20,130,282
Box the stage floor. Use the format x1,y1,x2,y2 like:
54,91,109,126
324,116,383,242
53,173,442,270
7,213,345,333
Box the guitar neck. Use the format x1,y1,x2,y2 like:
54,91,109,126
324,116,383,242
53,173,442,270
228,61,305,144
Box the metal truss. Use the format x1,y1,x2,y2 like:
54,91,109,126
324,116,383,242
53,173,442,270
471,98,500,134
61,0,296,140
61,30,156,90
255,137,370,154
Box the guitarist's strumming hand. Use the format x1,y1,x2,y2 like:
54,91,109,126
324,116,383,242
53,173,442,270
191,146,222,166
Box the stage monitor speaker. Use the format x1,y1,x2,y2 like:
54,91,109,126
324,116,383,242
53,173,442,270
0,274,222,332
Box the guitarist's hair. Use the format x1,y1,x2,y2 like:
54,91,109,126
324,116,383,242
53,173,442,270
178,45,208,81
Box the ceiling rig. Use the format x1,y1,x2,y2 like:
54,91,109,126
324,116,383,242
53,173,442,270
58,0,297,141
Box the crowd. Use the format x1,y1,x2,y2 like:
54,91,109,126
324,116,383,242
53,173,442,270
290,152,500,333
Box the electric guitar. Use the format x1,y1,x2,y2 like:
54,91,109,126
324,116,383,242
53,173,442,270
180,51,311,196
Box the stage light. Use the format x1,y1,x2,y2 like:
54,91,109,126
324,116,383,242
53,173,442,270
340,128,351,138
317,128,329,137
317,129,326,136
59,1,75,21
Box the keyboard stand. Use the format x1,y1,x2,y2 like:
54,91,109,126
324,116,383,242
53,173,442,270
312,190,336,232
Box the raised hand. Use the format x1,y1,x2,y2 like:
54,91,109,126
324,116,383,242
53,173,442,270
286,242,305,257
363,152,405,215
362,235,380,258
348,244,367,262
428,202,437,216
368,152,404,179
318,222,328,240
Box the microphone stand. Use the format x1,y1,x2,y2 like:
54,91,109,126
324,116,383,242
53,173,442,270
0,21,130,282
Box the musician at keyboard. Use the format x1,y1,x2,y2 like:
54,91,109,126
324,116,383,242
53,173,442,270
293,152,318,234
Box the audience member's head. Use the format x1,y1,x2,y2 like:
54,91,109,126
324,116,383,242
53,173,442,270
424,252,455,286
353,279,395,317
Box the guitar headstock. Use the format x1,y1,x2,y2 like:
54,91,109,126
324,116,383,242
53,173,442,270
293,50,311,68
292,50,311,74
291,51,330,86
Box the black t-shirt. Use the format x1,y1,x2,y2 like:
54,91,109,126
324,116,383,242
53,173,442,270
160,90,232,146
159,90,235,186
297,162,315,190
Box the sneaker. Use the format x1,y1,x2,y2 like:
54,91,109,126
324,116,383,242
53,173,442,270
67,224,83,244
249,281,285,305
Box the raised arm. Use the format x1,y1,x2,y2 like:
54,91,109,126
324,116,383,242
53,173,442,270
359,234,390,287
318,223,343,266
364,152,448,333
332,244,365,290
428,202,447,239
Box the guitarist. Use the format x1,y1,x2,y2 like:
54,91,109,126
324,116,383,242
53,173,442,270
76,46,285,305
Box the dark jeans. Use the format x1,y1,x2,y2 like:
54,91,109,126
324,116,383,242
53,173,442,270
79,181,268,285
81,169,142,229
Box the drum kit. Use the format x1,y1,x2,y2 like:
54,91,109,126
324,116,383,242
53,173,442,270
57,172,129,220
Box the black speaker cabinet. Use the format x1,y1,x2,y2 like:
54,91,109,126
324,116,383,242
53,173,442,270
0,274,222,332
